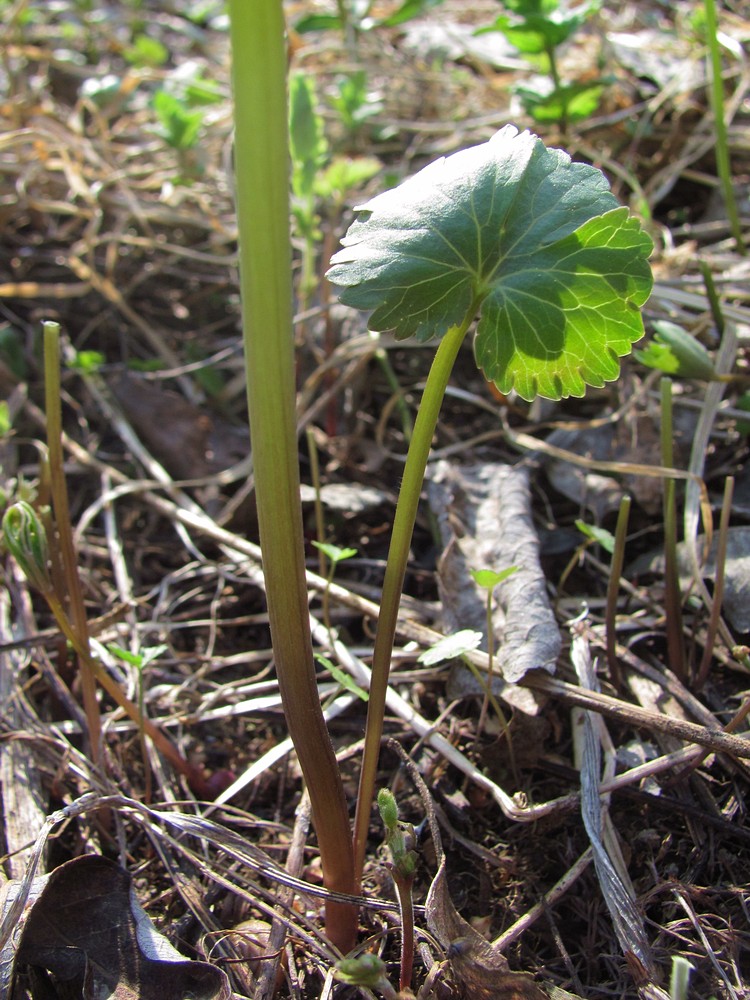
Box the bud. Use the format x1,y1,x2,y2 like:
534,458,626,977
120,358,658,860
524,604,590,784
2,501,52,593
334,953,389,989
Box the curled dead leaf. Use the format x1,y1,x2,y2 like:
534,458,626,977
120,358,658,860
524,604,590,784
6,855,230,1000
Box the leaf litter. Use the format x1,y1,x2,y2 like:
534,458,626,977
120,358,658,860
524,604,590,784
2,1,750,998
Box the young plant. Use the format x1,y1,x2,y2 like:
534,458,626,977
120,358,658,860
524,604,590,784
703,0,745,253
105,642,168,802
327,124,654,879
478,0,605,132
295,0,447,38
377,788,418,993
470,566,518,741
312,540,358,637
289,72,380,304
328,70,384,141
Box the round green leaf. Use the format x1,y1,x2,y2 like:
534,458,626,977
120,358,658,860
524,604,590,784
327,125,653,401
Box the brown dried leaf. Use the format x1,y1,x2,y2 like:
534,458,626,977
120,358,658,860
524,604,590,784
426,461,560,691
110,372,247,480
8,855,230,1000
425,860,547,1000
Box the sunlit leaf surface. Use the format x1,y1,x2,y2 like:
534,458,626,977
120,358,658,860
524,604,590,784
327,125,653,400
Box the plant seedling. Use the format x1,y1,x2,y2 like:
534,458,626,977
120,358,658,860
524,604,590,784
289,72,380,303
333,953,401,999
328,70,384,139
106,642,168,801
312,539,358,637
327,124,654,879
478,0,605,132
1,322,220,799
635,320,718,380
377,788,418,993
470,566,518,761
152,89,204,151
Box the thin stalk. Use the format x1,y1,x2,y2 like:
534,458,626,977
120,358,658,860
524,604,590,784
476,588,495,738
353,309,477,881
660,378,686,681
703,0,745,254
43,321,102,763
306,426,327,579
695,475,733,689
228,1,356,951
605,495,631,692
546,44,567,135
393,870,415,993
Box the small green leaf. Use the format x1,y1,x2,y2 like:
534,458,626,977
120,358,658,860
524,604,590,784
487,11,582,53
316,157,381,201
152,90,203,149
634,320,716,379
518,80,605,123
66,349,104,375
289,73,327,199
124,33,168,68
419,629,483,665
312,540,358,564
314,654,369,701
376,0,446,28
575,519,615,553
471,566,520,589
333,954,390,989
295,13,344,33
107,643,168,670
328,126,653,401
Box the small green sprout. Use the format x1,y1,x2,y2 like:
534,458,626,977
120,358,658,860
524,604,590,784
0,401,11,437
123,33,168,67
635,320,717,380
478,0,605,130
377,788,417,991
575,519,616,554
669,956,694,1000
2,501,52,594
333,953,398,998
152,90,204,150
378,788,418,879
314,653,369,702
328,70,383,134
66,349,105,375
418,629,483,666
470,566,519,752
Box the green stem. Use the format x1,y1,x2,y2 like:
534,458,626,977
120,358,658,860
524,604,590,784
43,321,102,763
547,44,567,136
476,589,494,738
703,0,745,254
228,0,356,951
352,312,475,881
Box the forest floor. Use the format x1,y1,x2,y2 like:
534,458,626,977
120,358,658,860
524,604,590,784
2,1,750,998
